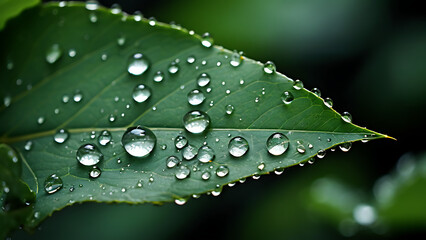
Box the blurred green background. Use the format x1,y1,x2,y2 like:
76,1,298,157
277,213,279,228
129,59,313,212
12,0,426,239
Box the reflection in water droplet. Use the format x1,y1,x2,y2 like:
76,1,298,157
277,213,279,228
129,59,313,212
182,144,197,160
54,129,69,144
197,145,215,163
263,61,275,74
44,174,63,194
311,88,321,97
132,84,151,103
89,166,102,178
187,89,205,106
339,142,352,152
324,97,333,108
166,156,180,168
293,80,304,90
201,32,213,48
76,144,103,166
342,112,352,123
183,110,210,134
281,91,294,104
197,73,211,87
216,166,229,177
168,61,179,74
228,136,249,157
230,51,242,67
225,105,234,115
128,53,150,75
98,130,112,146
175,165,191,180
174,135,188,150
46,44,62,64
266,133,290,156
121,126,156,157
153,71,164,82
201,171,211,180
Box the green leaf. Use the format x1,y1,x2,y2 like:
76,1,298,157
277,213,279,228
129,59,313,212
0,2,391,231
0,0,39,30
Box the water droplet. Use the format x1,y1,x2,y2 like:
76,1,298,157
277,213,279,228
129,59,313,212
324,97,333,108
201,32,213,48
225,105,234,115
168,61,179,74
175,198,187,205
201,60,207,65
73,90,83,102
153,71,164,82
211,187,222,196
263,61,276,74
308,158,315,164
339,142,352,152
216,166,229,177
342,112,352,123
54,129,69,143
68,48,77,57
3,96,11,108
293,80,304,90
117,35,126,46
98,130,112,146
201,171,211,180
274,168,284,175
258,163,265,171
46,44,62,64
174,135,188,149
89,166,101,178
187,89,205,106
76,144,103,166
182,144,197,160
44,174,63,194
197,72,210,87
252,175,261,180
89,12,97,23
24,141,32,151
121,126,156,157
281,91,294,104
37,116,45,125
62,94,70,103
108,114,116,122
297,144,306,153
136,180,143,188
187,55,196,64
132,84,151,103
166,156,180,168
317,149,326,159
266,133,290,156
110,3,122,14
228,136,249,157
133,11,143,21
197,145,215,163
121,187,126,193
16,79,22,86
148,17,156,26
175,165,191,180
85,0,99,10
216,61,222,67
183,110,210,134
128,53,150,75
230,51,242,67
311,88,321,97
239,79,245,85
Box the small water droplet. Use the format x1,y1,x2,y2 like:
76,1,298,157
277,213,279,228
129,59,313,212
117,35,126,46
136,180,143,188
274,168,284,175
108,114,116,122
263,61,276,74
121,126,156,157
183,110,210,134
216,61,221,67
239,79,245,85
266,133,290,156
228,136,249,157
339,142,352,152
54,129,69,143
187,89,205,106
148,17,156,26
128,53,150,75
201,171,211,180
153,71,164,82
342,112,352,123
132,84,151,103
197,73,211,87
89,12,97,23
85,0,99,10
297,144,306,153
161,144,167,150
187,55,196,64
24,141,32,151
258,162,265,171
252,175,261,180
201,60,207,65
69,186,74,192
3,96,11,108
317,149,326,158
182,144,197,160
166,156,180,168
110,3,122,14
76,144,103,166
324,97,333,108
201,32,213,48
311,88,321,97
37,116,45,125
46,44,62,64
197,145,215,163
211,187,222,196
101,53,108,61
293,80,304,90
62,95,70,103
121,187,126,193
73,90,83,102
175,198,187,205
174,135,188,149
16,79,22,86
216,166,229,177
98,130,112,146
44,174,63,194
230,51,242,67
281,91,294,104
168,61,179,74
68,48,77,57
89,166,102,178
175,165,191,180
225,105,234,115
133,11,143,21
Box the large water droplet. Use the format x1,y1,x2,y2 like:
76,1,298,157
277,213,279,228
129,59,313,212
46,44,62,64
89,166,102,178
281,91,294,104
216,166,229,177
98,130,112,146
201,32,213,48
132,84,151,103
266,133,290,156
127,53,150,76
339,142,352,152
182,144,197,160
187,89,205,106
175,165,191,180
183,110,210,134
228,136,249,157
341,112,352,123
230,51,242,67
44,174,63,194
174,135,188,149
225,105,234,115
197,145,215,163
76,144,103,166
166,156,180,168
54,129,69,144
168,61,179,74
153,71,164,82
263,61,275,74
293,80,304,90
121,126,156,157
324,97,333,108
196,73,210,87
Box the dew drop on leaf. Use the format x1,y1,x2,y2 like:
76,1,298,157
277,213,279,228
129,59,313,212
342,112,353,123
187,89,205,106
201,32,213,48
175,165,191,180
24,141,32,151
230,51,242,67
197,145,215,163
73,90,83,102
54,129,69,144
148,17,156,26
121,126,157,157
216,166,229,177
98,130,112,146
263,61,276,74
182,144,197,160
44,174,63,194
225,104,234,115
311,88,321,97
183,110,210,134
228,136,249,157
317,149,326,159
62,94,70,103
127,53,150,75
339,142,352,152
37,116,45,125
266,133,290,156
89,13,97,23
89,166,102,179
175,198,187,205
76,144,103,166
68,48,76,57
132,84,151,103
174,135,188,150
153,71,164,82
258,162,265,171
293,80,304,90
168,61,179,74
197,73,211,87
46,44,62,64
85,0,99,10
201,171,211,180
297,144,306,154
110,3,122,14
108,114,116,122
133,11,143,21
281,91,294,104
187,55,196,64
324,97,333,108
166,156,180,168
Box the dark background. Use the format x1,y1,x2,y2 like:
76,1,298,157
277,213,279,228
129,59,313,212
14,0,426,239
